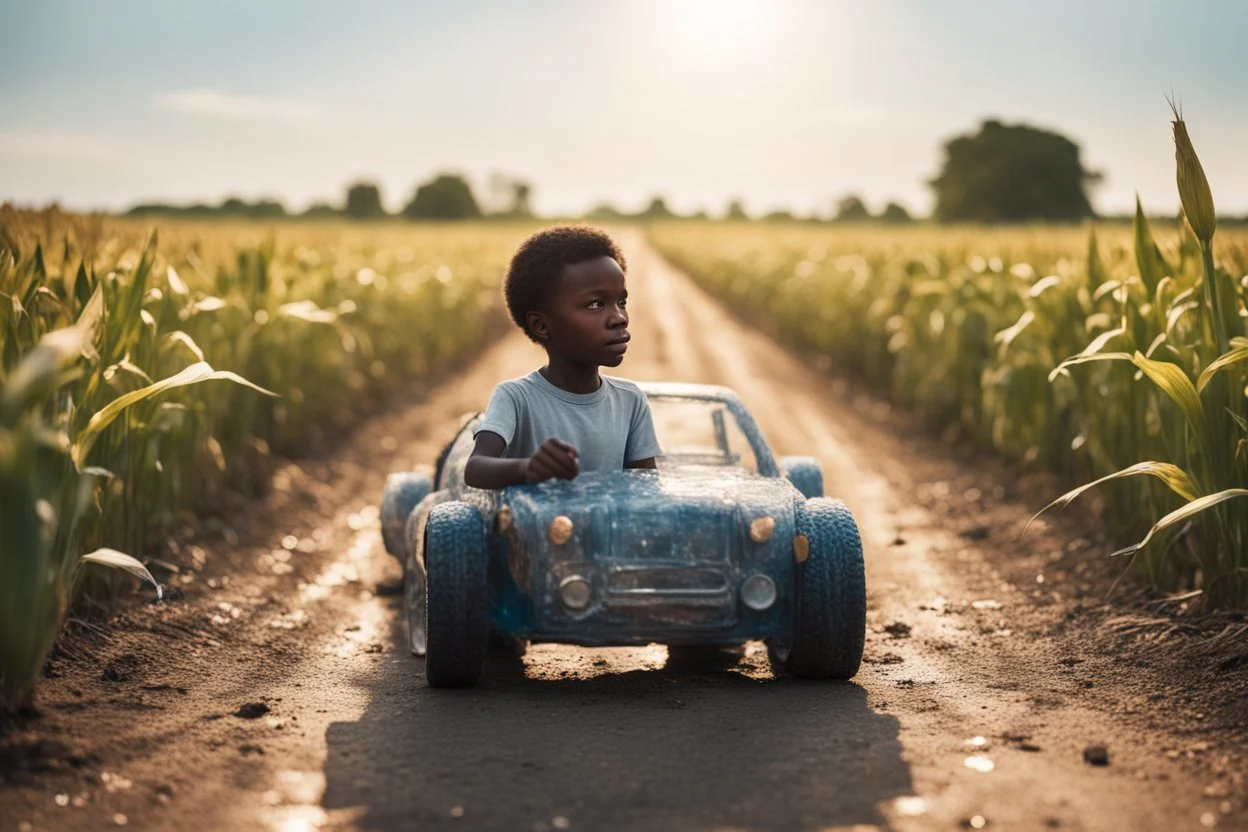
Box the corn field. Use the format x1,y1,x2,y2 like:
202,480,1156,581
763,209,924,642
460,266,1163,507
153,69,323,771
0,210,526,709
650,118,1248,610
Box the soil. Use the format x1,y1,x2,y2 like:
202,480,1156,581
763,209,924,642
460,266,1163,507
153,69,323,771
2,232,1245,832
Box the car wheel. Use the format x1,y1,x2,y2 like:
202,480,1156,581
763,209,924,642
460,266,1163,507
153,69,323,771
381,472,432,559
767,498,865,680
424,501,489,687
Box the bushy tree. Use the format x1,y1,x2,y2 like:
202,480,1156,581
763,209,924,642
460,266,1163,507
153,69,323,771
723,199,750,221
585,202,626,221
301,202,341,219
345,182,385,219
640,196,673,219
930,119,1100,222
835,194,871,222
880,201,913,223
402,174,482,220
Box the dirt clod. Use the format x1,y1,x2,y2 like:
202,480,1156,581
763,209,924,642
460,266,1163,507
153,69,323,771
960,525,991,541
101,654,140,683
1083,745,1110,766
865,652,905,665
373,578,404,597
884,622,912,638
234,703,270,720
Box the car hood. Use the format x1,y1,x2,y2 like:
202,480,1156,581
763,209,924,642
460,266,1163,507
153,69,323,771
501,467,800,564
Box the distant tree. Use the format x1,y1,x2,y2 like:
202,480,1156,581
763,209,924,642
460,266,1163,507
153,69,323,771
929,119,1100,222
220,197,249,215
345,182,386,219
301,202,341,220
487,173,534,218
835,194,872,222
217,197,287,218
508,180,533,217
723,199,750,221
763,209,797,222
585,202,626,221
248,199,287,219
639,196,673,219
880,201,913,223
402,173,482,220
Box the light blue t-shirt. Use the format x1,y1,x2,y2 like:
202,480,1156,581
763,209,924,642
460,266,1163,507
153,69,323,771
474,370,661,470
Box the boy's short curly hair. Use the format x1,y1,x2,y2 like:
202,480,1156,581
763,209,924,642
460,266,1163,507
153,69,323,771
503,225,626,342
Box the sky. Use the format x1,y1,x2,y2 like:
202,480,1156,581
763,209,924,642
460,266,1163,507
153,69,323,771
2,0,1246,218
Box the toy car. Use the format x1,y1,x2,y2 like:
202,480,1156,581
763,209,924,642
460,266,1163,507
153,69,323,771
381,381,866,687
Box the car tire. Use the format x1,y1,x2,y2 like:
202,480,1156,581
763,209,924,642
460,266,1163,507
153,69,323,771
424,501,489,688
381,472,432,559
768,498,865,680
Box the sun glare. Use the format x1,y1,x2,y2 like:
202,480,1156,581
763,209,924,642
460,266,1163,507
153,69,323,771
664,0,771,58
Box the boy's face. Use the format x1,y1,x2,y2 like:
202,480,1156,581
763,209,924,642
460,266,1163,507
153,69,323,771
527,256,630,367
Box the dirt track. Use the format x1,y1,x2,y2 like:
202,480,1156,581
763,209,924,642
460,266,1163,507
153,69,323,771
2,233,1245,831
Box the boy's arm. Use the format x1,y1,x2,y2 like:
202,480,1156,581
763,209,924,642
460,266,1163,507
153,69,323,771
464,431,580,489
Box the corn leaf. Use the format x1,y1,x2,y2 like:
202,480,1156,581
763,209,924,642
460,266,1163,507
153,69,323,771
78,548,163,601
1197,344,1248,393
1109,489,1248,558
994,310,1034,351
1129,351,1206,440
1047,351,1133,383
71,361,276,468
277,300,338,324
1026,460,1203,535
0,327,88,427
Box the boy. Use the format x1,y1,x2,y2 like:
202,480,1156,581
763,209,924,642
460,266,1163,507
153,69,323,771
464,226,660,489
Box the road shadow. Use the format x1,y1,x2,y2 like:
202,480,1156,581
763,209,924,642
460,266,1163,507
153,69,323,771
324,611,910,831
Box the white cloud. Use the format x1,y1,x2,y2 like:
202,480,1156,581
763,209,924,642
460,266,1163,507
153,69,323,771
153,88,318,122
0,132,115,159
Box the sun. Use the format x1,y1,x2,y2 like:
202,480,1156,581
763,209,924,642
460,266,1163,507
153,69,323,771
663,0,772,58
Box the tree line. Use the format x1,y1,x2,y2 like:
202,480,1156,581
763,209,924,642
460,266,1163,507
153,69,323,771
121,119,1246,224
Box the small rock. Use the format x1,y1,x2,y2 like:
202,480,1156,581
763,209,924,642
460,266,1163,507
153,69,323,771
960,525,991,541
891,535,906,546
865,652,904,665
238,744,265,756
1083,745,1109,766
235,702,270,719
373,578,403,597
1059,656,1083,667
884,622,912,638
1018,742,1042,752
101,654,141,683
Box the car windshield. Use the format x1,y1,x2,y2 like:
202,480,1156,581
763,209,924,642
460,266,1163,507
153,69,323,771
647,397,759,473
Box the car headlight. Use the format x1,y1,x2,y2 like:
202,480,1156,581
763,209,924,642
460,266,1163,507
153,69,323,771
559,575,592,610
741,574,777,610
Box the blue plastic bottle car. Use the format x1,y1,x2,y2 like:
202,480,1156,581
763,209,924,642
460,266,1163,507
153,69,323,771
381,382,866,688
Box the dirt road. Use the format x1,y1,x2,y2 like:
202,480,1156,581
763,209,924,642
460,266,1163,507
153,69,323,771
2,233,1244,831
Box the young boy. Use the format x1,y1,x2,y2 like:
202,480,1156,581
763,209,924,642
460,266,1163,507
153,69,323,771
464,225,660,489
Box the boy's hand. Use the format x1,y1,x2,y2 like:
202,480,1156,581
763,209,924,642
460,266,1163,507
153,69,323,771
523,438,580,483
